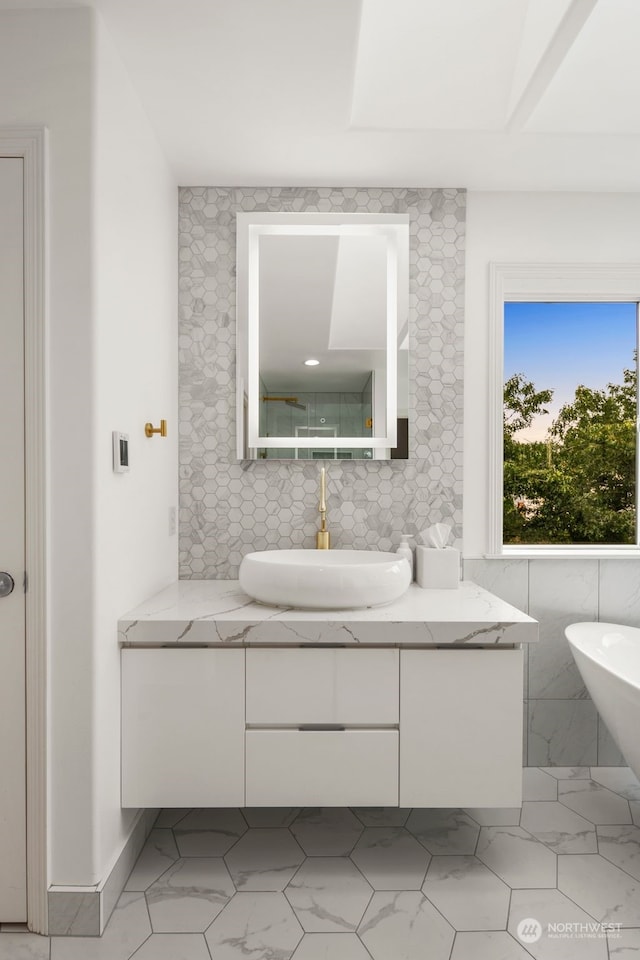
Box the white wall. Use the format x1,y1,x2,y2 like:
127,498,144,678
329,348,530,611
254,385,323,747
0,7,177,888
464,191,640,557
92,13,177,882
0,7,96,884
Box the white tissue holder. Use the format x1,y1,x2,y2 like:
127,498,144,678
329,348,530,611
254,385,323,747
416,546,460,589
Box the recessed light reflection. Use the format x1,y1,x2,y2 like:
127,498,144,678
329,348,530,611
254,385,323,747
304,359,320,366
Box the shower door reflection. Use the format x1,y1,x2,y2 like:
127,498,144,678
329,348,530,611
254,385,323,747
258,388,374,460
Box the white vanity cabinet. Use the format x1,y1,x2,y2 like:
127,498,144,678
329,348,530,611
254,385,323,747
120,579,536,809
121,644,524,809
121,648,245,808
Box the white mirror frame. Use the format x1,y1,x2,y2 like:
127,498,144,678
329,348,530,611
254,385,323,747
236,212,409,458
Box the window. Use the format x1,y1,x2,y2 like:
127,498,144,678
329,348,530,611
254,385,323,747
489,264,640,555
504,301,637,546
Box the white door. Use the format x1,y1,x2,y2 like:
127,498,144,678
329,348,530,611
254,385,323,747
0,157,27,921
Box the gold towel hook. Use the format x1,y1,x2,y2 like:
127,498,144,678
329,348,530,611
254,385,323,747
145,420,167,438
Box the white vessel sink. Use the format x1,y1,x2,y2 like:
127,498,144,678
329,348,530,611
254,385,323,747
239,549,412,609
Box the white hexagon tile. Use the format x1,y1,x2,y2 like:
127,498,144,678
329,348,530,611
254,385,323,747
178,187,465,579
14,768,640,960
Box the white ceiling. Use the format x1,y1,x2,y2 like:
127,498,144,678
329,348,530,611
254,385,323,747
352,0,535,131
7,0,640,189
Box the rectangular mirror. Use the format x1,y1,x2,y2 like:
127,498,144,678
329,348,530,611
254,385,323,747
236,212,410,460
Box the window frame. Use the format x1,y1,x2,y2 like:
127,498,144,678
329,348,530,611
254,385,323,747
488,262,640,557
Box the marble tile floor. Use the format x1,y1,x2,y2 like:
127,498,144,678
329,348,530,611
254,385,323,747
3,766,640,960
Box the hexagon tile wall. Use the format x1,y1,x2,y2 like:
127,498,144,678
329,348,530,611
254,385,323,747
179,187,465,579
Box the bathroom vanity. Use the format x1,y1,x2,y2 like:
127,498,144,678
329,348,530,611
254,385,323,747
119,581,537,810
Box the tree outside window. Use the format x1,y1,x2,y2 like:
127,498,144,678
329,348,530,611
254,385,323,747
503,302,638,546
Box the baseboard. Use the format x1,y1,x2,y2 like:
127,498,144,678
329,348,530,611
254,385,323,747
47,808,157,936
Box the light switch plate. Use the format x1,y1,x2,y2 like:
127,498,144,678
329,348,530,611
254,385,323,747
112,431,130,473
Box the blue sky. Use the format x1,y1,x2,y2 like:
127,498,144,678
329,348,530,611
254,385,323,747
504,302,637,441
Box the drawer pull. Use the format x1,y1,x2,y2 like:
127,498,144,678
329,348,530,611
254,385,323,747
298,724,346,732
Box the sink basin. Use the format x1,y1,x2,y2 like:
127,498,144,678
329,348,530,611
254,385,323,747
239,549,412,609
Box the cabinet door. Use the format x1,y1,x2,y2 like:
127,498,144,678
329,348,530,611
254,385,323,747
122,649,245,807
400,649,523,808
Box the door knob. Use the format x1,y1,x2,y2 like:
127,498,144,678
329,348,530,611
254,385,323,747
0,572,15,598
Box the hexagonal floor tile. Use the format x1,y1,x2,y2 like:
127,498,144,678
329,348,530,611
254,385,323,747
174,808,247,856
558,853,640,925
285,857,372,933
291,933,372,959
146,858,235,932
358,891,454,960
464,807,521,826
351,807,411,827
125,828,179,891
422,855,510,930
509,888,608,959
540,767,591,780
520,801,597,853
523,768,558,801
225,828,305,890
205,892,303,960
405,809,479,855
155,809,191,828
476,827,556,889
608,927,640,957
242,807,300,828
598,824,640,881
290,808,363,856
450,931,532,960
590,768,640,801
129,933,211,960
558,780,631,824
0,933,50,960
350,827,430,890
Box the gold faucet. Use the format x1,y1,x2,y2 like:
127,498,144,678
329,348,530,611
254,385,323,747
316,467,331,549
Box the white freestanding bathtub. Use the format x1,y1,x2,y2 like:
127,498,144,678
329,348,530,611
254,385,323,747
565,621,640,778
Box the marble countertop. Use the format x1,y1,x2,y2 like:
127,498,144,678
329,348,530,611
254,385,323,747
119,580,538,647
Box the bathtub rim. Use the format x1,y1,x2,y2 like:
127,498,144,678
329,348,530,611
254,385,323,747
565,620,640,695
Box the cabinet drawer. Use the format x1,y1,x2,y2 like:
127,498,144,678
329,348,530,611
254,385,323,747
246,729,398,806
246,648,398,724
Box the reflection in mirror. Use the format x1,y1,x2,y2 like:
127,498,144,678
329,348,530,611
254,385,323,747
236,213,409,460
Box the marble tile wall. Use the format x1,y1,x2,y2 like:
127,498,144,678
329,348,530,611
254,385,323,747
178,187,465,579
464,558,637,767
